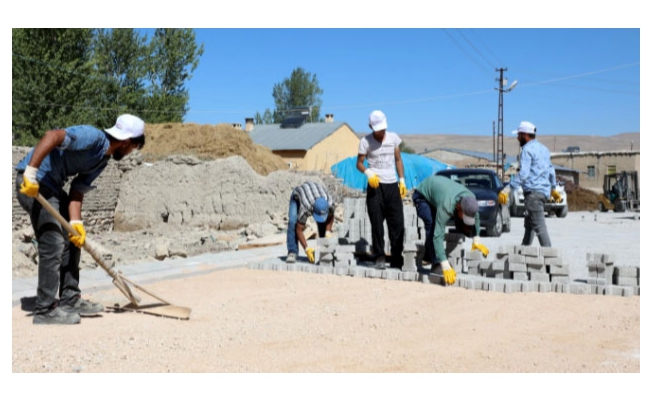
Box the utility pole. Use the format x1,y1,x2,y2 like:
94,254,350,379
492,120,496,166
495,68,517,181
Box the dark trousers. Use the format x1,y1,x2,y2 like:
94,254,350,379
412,190,438,264
366,182,404,266
15,173,81,314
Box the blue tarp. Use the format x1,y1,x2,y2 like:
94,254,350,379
331,153,453,192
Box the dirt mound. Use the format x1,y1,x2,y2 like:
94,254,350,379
567,186,601,212
140,123,288,176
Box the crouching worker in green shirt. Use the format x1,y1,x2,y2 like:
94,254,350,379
412,175,489,285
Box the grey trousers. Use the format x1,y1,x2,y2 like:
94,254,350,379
522,191,552,247
15,173,81,314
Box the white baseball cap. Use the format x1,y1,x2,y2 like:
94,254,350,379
369,110,388,132
105,114,145,140
511,121,536,135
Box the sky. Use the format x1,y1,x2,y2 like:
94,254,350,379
178,28,640,136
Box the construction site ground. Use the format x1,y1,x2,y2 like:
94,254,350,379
10,125,641,394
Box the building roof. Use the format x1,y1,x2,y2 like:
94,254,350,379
248,122,352,151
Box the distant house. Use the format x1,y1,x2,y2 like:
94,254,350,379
246,114,360,173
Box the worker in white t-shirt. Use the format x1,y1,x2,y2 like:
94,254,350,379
356,110,407,269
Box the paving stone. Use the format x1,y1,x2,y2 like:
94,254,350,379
334,267,349,276
569,283,591,295
504,281,521,293
614,266,639,278
520,246,540,256
400,271,418,282
467,266,480,276
318,266,334,274
540,247,560,257
544,257,564,267
548,264,570,275
521,281,538,292
538,282,552,293
382,269,401,280
507,262,527,272
365,268,382,278
530,272,550,282
614,276,638,286
512,272,529,281
508,254,526,264
586,277,607,285
525,255,545,267
550,276,570,284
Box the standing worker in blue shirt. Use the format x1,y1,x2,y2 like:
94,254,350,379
15,114,146,325
356,110,407,269
498,121,561,247
285,181,335,264
412,175,490,285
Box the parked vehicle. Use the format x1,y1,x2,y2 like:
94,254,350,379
435,168,510,237
509,180,568,218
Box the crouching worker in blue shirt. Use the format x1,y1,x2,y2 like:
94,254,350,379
286,181,335,265
15,114,146,325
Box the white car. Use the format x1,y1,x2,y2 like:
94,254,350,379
509,181,568,218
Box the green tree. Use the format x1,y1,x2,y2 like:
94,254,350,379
90,28,148,127
271,67,323,123
12,28,95,146
144,28,204,123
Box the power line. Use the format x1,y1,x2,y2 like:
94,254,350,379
456,29,495,70
441,29,493,77
469,29,504,67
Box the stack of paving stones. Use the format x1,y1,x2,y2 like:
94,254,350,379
248,197,640,297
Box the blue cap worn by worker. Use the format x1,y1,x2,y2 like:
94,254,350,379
312,197,329,223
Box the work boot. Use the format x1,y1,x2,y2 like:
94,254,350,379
33,307,81,325
60,296,104,316
286,253,297,264
374,255,386,269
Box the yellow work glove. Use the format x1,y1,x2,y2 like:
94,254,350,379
399,178,407,198
19,166,40,198
551,189,562,203
68,220,86,248
306,247,315,264
471,236,489,257
441,260,456,286
498,187,511,205
325,230,332,238
364,169,380,189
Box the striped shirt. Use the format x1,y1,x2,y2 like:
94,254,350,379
292,181,334,224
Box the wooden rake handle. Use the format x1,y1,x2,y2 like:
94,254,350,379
34,193,141,305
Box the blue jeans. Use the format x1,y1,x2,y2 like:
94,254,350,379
412,190,439,264
15,173,81,314
522,191,552,247
286,197,325,255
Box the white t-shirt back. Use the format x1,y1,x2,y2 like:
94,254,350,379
358,131,402,184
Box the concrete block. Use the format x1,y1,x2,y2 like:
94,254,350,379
548,264,570,275
467,266,480,276
348,259,358,267
614,266,639,278
587,261,606,274
601,254,617,264
538,282,552,293
486,270,509,279
318,265,334,274
317,237,339,247
527,264,547,273
334,260,349,268
507,262,527,273
590,285,606,295
508,254,527,264
586,277,607,286
335,245,356,253
553,283,570,293
334,266,349,276
302,264,318,274
483,280,507,292
504,281,521,293
467,250,484,260
467,259,481,269
490,259,506,271
570,283,591,295
540,247,560,258
469,278,485,290
614,276,638,286
335,252,354,261
498,245,517,255
400,271,419,282
520,246,540,256
423,274,443,285
319,253,334,262
530,272,550,282
544,257,564,267
479,260,494,270
619,286,634,297
382,269,401,280
512,272,529,281
551,276,570,284
521,281,538,292
350,267,366,278
525,255,545,267
287,264,302,272
365,268,382,278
